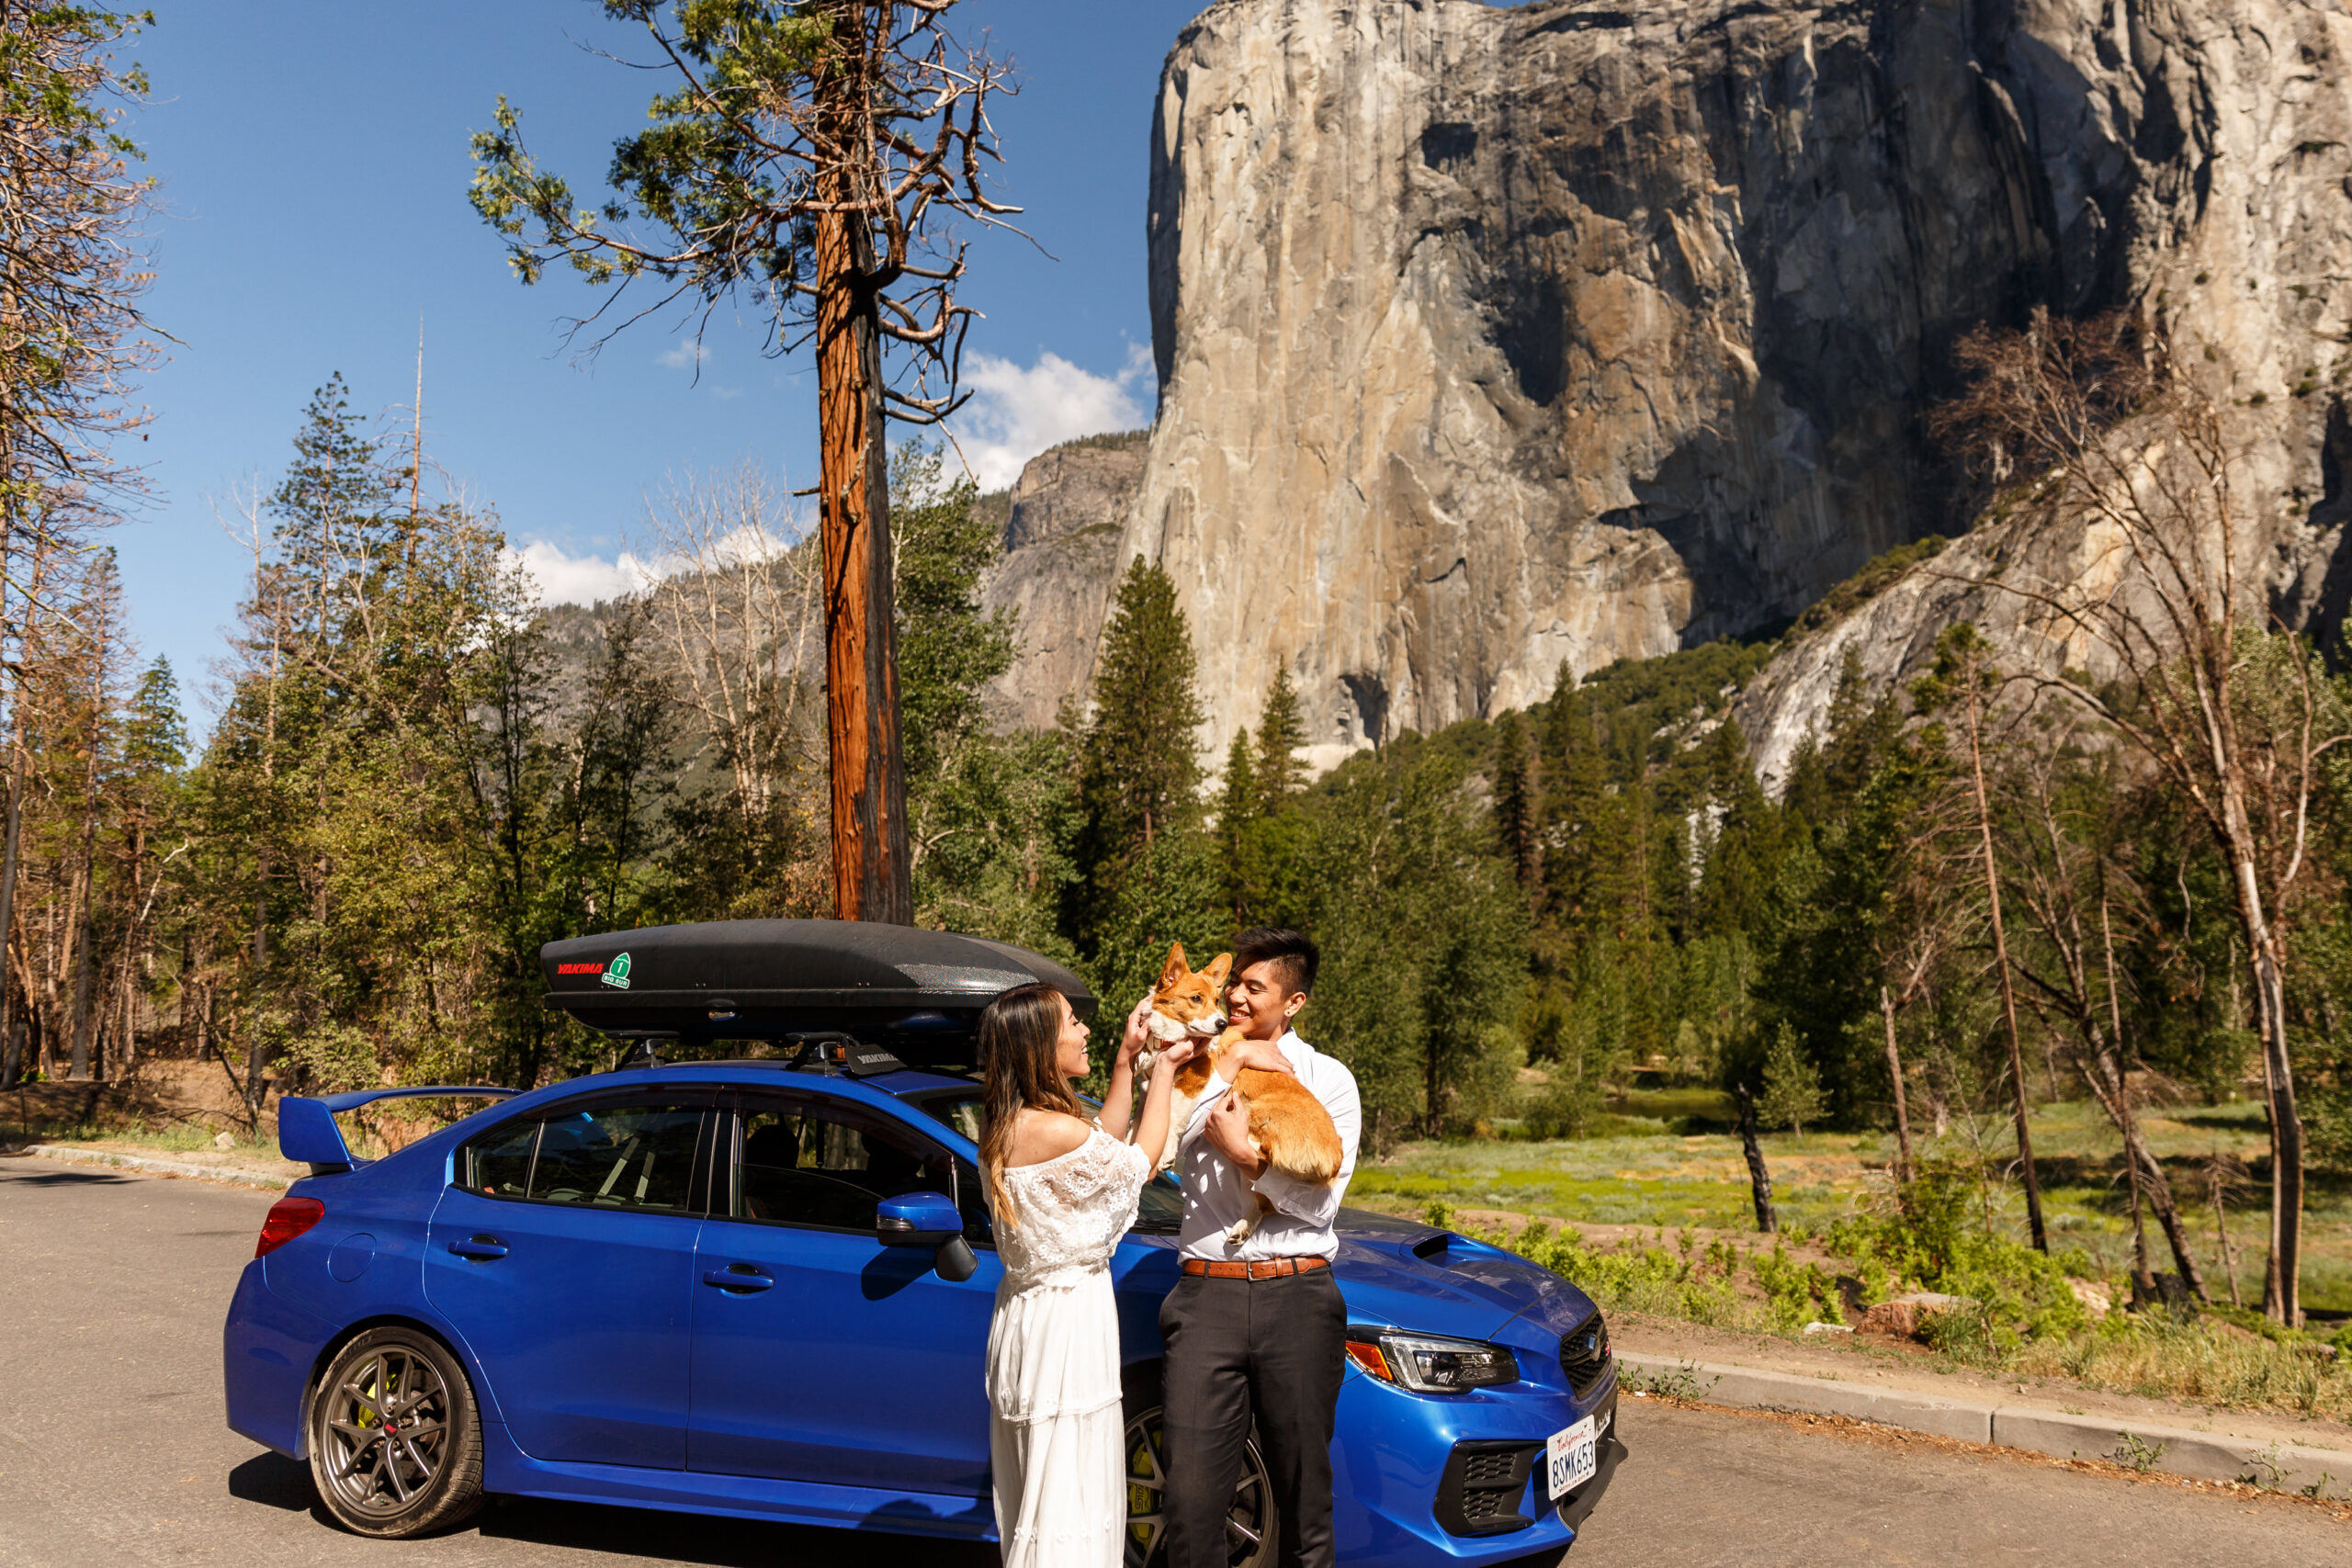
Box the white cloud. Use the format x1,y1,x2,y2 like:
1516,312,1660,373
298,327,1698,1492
659,339,710,371
504,522,796,610
503,539,660,608
948,343,1151,491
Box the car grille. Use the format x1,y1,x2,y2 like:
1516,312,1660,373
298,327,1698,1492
1460,1450,1521,1490
1436,1440,1540,1537
1460,1480,1514,1523
1559,1311,1611,1396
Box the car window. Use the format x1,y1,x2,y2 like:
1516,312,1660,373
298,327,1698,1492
914,1088,1181,1236
731,1097,957,1232
527,1103,704,1212
467,1118,540,1199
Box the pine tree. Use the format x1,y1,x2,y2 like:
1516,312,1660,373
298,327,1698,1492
1078,558,1206,856
1759,1021,1826,1141
1254,667,1308,812
892,444,1015,784
1494,711,1536,887
124,659,186,773
1072,558,1208,953
1217,727,1261,925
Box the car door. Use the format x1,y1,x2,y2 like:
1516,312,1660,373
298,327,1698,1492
686,1088,1001,1497
426,1091,713,1470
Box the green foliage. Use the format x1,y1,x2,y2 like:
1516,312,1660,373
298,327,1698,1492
1306,737,1530,1142
892,444,1015,784
1758,1021,1826,1137
1826,1159,2089,1352
1070,558,1208,956
1787,536,1949,638
1253,667,1308,811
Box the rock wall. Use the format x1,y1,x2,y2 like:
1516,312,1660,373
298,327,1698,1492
978,436,1148,729
985,0,2352,769
1733,0,2352,787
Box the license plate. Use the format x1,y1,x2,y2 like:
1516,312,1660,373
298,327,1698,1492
1546,1412,1599,1500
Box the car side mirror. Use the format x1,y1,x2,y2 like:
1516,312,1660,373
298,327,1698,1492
876,1191,978,1282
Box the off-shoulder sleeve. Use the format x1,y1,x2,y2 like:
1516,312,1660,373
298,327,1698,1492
1034,1127,1149,1212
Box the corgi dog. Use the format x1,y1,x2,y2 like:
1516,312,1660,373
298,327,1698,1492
1136,942,1345,1244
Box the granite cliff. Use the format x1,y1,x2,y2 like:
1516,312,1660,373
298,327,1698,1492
982,0,2352,770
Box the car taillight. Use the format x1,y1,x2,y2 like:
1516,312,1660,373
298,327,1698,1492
255,1197,324,1258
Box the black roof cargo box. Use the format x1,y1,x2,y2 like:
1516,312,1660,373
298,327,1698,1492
538,919,1095,1066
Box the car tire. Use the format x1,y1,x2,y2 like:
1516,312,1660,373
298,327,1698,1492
306,1325,486,1538
1120,1364,1278,1568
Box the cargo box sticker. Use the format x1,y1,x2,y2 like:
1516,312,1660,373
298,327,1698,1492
602,952,632,989
555,961,604,976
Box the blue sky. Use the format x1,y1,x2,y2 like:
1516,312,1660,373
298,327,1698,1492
116,0,1203,725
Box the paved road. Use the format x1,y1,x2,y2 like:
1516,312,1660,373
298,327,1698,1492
2,1156,2342,1567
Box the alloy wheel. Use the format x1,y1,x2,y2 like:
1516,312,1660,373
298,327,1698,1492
1122,1403,1277,1568
317,1344,453,1518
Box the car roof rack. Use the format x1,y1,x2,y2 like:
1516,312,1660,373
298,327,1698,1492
540,919,1091,1071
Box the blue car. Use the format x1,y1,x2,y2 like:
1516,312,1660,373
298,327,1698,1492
220,922,1623,1564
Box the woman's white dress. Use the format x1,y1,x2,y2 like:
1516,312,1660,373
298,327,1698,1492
986,1125,1151,1568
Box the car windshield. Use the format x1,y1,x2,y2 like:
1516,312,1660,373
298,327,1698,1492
911,1089,1184,1235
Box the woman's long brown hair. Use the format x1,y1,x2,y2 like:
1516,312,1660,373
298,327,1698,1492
977,983,1088,1229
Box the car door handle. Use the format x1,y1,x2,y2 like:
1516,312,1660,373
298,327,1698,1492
702,1264,775,1292
448,1235,508,1260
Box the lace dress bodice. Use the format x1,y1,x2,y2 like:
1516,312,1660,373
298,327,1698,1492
992,1126,1150,1294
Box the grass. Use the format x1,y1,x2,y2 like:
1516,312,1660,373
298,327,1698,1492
1351,1098,2352,1423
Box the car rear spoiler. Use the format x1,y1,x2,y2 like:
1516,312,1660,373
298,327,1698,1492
278,1086,521,1176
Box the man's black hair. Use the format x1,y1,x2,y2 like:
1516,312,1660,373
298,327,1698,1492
1232,927,1318,997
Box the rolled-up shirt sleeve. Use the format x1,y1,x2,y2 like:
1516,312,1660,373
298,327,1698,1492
1252,1056,1359,1225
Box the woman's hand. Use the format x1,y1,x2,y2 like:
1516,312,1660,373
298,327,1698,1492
1220,1037,1295,1077
1150,1039,1198,1077
1117,993,1156,1070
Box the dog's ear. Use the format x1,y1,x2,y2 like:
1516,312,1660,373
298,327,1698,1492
1202,952,1233,990
1157,942,1191,993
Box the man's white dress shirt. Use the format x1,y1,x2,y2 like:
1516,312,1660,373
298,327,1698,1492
1175,1029,1361,1261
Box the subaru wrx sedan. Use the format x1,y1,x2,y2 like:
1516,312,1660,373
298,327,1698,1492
221,921,1623,1564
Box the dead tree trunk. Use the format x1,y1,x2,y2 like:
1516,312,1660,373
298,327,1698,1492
1880,985,1915,1188
1965,676,2048,1249
1736,1083,1779,1234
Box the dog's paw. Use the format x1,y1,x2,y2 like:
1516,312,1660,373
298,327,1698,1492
1224,1217,1259,1246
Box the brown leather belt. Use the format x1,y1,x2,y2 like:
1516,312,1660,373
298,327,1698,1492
1181,1256,1330,1280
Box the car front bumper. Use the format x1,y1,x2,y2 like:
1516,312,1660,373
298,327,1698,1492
1329,1363,1622,1565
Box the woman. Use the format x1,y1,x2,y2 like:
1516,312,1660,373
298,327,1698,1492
975,983,1193,1568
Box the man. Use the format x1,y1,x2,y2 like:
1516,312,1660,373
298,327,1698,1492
1159,927,1360,1568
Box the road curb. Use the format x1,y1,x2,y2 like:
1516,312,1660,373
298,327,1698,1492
2,1143,291,1190
1620,1352,2352,1500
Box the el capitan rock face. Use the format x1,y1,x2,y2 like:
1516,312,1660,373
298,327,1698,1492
987,0,2352,765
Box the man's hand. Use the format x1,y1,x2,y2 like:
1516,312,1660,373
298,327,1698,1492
1220,1038,1295,1077
1117,993,1155,1071
1204,1089,1263,1178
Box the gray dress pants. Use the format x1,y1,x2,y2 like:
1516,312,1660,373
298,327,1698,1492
1158,1267,1347,1568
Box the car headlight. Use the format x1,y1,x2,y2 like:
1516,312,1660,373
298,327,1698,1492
1344,1327,1519,1393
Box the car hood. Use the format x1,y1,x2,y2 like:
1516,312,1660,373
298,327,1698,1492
1326,1209,1596,1344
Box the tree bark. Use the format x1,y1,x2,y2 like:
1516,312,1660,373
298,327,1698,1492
1880,984,1914,1188
1736,1083,1778,1234
1966,678,2048,1249
812,53,911,926
0,713,25,1089
2226,830,2302,1325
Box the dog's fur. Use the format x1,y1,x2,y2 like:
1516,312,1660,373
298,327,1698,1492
1136,942,1345,1243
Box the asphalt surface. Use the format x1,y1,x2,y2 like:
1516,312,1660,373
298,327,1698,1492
2,1156,2343,1567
